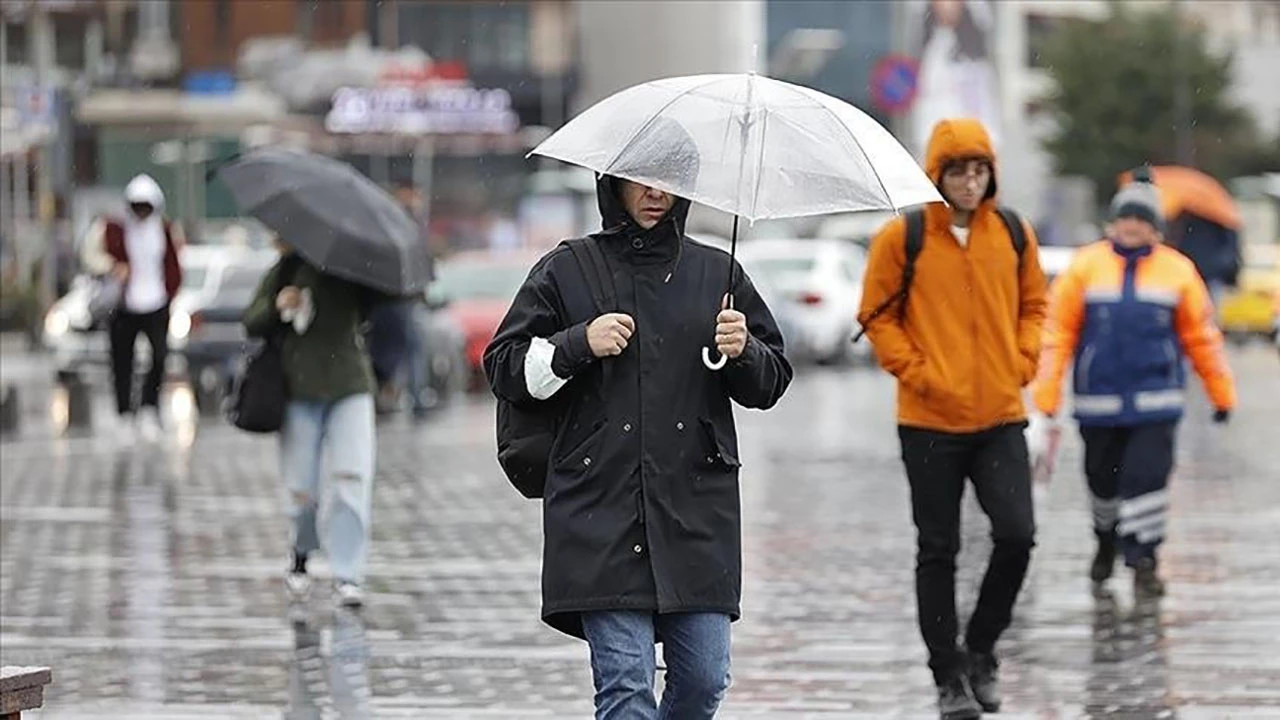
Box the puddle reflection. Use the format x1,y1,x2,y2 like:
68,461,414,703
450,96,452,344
287,609,372,719
1085,590,1174,718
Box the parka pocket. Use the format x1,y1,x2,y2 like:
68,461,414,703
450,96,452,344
552,419,608,475
692,417,740,493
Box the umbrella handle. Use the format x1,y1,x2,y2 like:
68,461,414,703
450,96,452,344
702,346,728,371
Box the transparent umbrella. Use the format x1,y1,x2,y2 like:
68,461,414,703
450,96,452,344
531,73,941,368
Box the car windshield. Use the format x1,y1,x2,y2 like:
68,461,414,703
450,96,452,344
182,267,208,291
749,256,817,282
211,265,269,308
433,262,530,302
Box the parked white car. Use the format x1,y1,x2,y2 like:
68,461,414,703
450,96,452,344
1037,245,1079,286
739,239,870,365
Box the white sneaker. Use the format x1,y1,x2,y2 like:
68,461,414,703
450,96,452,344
138,409,162,444
286,571,312,602
335,581,364,609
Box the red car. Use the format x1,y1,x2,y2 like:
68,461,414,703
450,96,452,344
430,251,542,389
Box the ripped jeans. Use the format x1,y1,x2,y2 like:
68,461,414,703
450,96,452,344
281,394,376,585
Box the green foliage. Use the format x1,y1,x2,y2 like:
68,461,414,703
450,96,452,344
1040,4,1261,204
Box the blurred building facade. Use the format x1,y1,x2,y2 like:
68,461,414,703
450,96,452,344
4,0,1278,283
989,0,1280,242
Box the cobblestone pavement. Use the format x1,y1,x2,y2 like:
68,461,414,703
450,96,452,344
2,345,1278,719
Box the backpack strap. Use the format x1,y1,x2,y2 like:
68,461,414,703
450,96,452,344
563,238,616,315
852,209,925,343
898,209,926,321
562,237,618,387
994,206,1028,271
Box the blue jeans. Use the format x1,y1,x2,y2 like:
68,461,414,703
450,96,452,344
581,611,731,720
281,394,375,584
403,305,429,412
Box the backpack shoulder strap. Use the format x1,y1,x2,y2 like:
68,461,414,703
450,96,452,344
898,209,927,320
561,237,617,386
563,237,616,315
995,206,1028,270
852,209,925,342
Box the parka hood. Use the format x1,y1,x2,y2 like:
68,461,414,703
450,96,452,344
924,118,998,202
595,116,700,243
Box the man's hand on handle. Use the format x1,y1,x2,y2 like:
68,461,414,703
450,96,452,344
588,313,635,358
715,295,749,360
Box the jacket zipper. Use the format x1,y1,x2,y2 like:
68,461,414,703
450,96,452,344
632,270,651,552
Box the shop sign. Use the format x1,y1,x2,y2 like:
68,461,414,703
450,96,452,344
325,86,519,135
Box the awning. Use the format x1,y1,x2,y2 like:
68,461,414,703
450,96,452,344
76,87,287,128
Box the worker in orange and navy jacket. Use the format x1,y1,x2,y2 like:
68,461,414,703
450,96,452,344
1028,170,1237,600
858,118,1048,717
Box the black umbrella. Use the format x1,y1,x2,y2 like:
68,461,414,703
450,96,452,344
214,149,431,296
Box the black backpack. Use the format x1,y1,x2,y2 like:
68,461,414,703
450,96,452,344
854,206,1028,342
495,237,616,499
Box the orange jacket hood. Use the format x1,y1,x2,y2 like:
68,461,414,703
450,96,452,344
924,118,998,201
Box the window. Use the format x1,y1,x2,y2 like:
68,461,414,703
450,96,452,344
1025,13,1061,70
53,13,87,70
398,2,530,72
4,21,27,65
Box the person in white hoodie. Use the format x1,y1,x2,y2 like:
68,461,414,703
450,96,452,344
83,175,185,444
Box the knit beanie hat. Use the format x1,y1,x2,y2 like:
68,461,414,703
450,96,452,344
1111,167,1165,233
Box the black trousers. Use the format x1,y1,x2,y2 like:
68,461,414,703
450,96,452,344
109,306,169,415
1080,422,1177,568
899,423,1037,684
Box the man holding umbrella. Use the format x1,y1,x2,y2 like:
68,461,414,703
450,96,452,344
484,129,792,717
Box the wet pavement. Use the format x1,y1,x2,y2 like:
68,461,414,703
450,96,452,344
1,343,1279,718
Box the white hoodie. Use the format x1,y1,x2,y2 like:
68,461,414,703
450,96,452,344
82,174,180,313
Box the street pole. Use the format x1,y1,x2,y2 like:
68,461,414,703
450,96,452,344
413,136,435,229
1,19,9,258
29,4,57,339
1172,0,1195,166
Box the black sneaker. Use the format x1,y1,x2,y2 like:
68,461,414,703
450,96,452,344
1090,531,1117,583
967,651,1001,713
1134,557,1165,598
937,675,983,720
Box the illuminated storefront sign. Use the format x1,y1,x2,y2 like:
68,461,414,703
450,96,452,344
325,86,520,135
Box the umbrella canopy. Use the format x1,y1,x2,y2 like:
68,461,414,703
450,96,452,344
530,73,942,222
1119,165,1242,231
215,149,431,295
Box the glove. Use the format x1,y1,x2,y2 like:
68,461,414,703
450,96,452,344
1213,409,1231,424
1025,413,1057,469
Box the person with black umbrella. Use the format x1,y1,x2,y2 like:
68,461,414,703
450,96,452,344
217,149,428,610
243,238,385,609
484,127,792,718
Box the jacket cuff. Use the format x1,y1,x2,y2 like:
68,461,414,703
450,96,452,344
550,321,594,377
728,334,765,369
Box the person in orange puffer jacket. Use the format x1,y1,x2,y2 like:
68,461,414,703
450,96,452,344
1029,171,1236,599
858,118,1048,718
